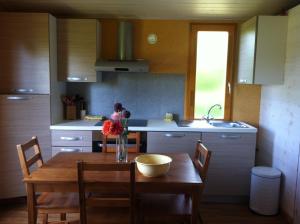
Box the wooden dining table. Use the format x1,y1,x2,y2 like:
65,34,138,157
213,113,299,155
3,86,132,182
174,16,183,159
24,152,202,224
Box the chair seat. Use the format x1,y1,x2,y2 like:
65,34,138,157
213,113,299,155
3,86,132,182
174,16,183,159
37,192,79,213
140,194,192,217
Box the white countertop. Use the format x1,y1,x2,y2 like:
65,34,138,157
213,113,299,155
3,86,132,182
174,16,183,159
50,119,257,133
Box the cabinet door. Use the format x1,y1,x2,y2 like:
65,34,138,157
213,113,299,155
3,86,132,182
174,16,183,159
202,132,256,196
0,13,50,94
0,95,51,198
147,132,201,158
237,16,257,84
254,16,287,84
58,19,98,82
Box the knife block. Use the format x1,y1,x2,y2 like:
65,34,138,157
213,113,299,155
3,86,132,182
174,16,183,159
66,105,77,120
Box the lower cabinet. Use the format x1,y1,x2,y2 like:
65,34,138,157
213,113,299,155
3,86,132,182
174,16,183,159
147,131,256,199
201,132,256,197
147,132,201,158
51,130,93,156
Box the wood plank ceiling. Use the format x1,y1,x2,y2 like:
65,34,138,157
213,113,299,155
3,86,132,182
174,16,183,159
0,0,299,20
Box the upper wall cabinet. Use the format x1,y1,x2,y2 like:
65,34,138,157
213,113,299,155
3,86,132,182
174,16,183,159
0,13,53,94
58,19,99,82
237,16,288,85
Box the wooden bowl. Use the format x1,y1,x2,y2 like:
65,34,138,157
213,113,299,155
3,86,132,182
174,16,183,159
135,154,172,177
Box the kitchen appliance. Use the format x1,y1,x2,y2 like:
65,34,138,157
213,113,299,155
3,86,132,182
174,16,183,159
95,21,149,72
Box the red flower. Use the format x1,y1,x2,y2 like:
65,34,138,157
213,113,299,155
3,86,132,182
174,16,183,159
110,120,124,135
102,120,113,136
102,120,124,136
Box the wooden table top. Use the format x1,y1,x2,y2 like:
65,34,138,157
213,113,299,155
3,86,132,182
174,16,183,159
24,152,202,187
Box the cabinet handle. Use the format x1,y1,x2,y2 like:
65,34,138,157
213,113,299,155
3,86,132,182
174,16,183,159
6,96,31,100
60,136,82,141
239,79,248,84
164,133,186,138
67,76,88,81
220,134,241,139
60,148,81,152
14,88,34,93
227,82,231,95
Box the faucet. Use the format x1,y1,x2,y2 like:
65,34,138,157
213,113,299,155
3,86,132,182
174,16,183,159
205,104,222,122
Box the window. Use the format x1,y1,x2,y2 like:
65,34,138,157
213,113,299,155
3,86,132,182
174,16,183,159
186,24,236,120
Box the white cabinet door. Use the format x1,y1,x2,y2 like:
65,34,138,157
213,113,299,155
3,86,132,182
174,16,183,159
202,132,256,196
147,132,201,158
237,16,287,85
0,95,51,199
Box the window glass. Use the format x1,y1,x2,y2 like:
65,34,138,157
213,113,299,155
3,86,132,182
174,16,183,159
194,31,229,119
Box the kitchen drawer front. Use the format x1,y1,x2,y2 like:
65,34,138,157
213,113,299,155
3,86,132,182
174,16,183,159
147,132,201,157
51,130,92,147
52,146,92,157
202,132,256,147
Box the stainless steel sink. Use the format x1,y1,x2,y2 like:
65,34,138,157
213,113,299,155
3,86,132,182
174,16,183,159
208,121,248,128
176,120,203,127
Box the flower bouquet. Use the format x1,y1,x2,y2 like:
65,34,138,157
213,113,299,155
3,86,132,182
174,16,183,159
102,103,131,162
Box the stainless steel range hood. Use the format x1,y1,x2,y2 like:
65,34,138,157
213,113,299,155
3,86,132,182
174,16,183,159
95,21,149,72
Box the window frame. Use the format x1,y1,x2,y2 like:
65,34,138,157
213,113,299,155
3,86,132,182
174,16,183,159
185,23,236,120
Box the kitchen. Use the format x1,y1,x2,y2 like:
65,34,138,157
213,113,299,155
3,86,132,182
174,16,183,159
0,0,300,223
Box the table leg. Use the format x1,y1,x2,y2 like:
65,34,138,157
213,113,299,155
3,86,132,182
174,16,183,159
26,183,37,224
191,189,200,224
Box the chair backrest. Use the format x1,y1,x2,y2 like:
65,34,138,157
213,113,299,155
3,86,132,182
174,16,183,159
77,161,136,224
16,136,44,178
102,132,141,153
193,140,212,182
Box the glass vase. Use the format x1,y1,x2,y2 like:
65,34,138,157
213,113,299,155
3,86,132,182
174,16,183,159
116,135,128,162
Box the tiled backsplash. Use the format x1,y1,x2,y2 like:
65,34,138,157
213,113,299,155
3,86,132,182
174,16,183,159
66,72,185,120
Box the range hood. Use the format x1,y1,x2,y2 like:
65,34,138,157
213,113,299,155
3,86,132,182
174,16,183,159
95,21,149,72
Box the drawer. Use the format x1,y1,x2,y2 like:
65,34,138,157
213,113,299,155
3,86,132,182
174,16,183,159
51,130,92,147
202,132,256,147
52,146,92,157
147,132,201,157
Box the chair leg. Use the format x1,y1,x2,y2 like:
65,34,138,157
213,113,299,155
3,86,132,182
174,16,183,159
41,213,48,224
60,213,67,221
198,213,204,224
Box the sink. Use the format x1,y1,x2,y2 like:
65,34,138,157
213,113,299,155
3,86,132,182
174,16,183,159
208,121,248,128
177,120,249,128
176,120,203,127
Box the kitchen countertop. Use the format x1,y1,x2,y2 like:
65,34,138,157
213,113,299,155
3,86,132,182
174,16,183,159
50,119,257,133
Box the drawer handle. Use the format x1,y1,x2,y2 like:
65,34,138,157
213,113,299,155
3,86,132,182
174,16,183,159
6,96,31,100
239,79,248,84
220,134,241,139
164,133,186,138
60,148,81,152
14,88,34,93
60,136,82,141
67,76,88,81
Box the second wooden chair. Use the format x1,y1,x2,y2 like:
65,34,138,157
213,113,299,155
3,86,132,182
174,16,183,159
16,136,79,224
139,140,212,224
102,132,141,153
77,160,136,224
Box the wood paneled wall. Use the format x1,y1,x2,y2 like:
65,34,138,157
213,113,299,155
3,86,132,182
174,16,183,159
231,84,261,127
100,19,261,123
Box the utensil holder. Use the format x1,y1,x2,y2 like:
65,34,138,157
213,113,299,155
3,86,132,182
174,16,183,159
66,105,77,120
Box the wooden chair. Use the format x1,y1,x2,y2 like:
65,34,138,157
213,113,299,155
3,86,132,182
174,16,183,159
102,132,141,153
139,140,212,224
77,160,136,224
16,136,79,224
